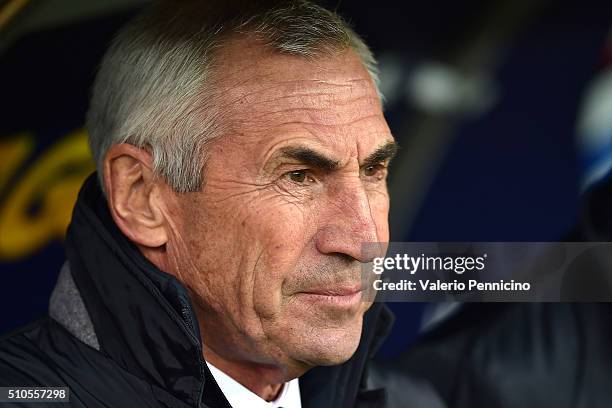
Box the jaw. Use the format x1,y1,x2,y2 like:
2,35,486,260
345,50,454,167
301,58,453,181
261,299,370,368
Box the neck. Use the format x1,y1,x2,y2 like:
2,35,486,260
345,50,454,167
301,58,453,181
204,346,287,401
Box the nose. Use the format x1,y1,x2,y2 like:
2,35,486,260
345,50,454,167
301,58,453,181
314,182,387,263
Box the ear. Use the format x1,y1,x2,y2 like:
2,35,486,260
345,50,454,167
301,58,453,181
103,143,168,247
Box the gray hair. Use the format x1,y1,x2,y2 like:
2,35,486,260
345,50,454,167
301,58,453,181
86,0,381,194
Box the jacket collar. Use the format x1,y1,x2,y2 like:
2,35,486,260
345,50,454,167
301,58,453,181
65,173,218,406
62,173,393,408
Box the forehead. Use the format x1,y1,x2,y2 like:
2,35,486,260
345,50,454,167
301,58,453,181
214,37,379,102
211,39,391,159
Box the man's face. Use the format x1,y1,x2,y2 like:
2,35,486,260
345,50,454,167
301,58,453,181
166,40,394,376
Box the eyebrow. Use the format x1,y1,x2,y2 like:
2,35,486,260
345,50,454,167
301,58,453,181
362,141,399,167
274,140,399,171
276,146,340,171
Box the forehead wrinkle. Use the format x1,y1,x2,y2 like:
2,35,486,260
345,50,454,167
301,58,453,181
229,92,382,131
215,59,381,132
224,80,374,112
253,111,387,135
218,62,376,103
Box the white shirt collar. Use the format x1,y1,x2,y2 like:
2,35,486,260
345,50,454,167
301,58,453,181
206,361,302,408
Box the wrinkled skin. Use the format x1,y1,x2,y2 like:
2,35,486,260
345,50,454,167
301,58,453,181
158,40,394,396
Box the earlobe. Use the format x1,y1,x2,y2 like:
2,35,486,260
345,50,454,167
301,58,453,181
103,144,168,248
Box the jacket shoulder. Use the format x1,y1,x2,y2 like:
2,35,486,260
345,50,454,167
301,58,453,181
0,318,68,386
0,318,174,407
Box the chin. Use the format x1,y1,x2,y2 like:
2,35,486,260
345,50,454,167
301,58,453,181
291,318,364,367
315,345,360,366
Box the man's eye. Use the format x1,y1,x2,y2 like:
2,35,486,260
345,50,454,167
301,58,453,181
285,170,315,184
362,164,387,180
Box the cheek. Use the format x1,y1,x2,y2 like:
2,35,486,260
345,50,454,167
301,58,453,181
368,191,390,242
174,193,263,306
178,216,245,310
247,205,313,316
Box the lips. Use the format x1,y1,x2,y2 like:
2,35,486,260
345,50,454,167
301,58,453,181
299,283,364,297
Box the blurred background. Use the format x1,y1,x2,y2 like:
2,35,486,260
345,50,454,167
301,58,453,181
2,0,612,358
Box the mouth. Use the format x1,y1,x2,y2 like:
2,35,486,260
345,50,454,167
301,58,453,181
296,283,364,307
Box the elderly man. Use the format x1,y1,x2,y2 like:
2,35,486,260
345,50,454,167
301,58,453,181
0,0,397,407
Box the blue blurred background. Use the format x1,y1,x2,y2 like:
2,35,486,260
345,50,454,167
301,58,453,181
2,0,612,358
